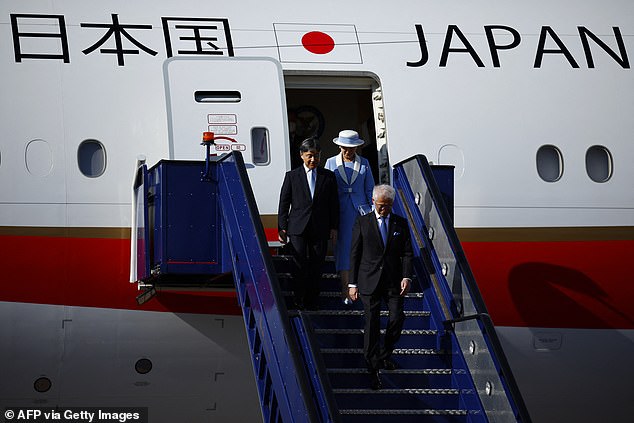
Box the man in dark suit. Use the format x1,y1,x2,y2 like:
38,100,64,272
278,137,339,310
349,184,413,389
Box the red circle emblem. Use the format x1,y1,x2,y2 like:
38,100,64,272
301,31,335,54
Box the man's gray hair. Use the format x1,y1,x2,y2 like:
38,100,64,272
372,184,396,201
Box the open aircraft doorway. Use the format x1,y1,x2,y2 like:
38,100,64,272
284,75,388,184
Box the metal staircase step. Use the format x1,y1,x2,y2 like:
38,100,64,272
279,271,418,291
280,272,421,281
276,272,338,279
339,409,467,416
334,388,459,395
320,347,449,369
277,272,419,282
340,408,468,415
314,326,438,350
280,290,424,299
305,310,430,317
328,368,451,375
280,290,425,311
327,367,454,389
314,328,436,335
322,348,442,355
307,312,431,330
332,387,463,413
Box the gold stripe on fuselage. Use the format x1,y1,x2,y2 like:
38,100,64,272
455,226,634,242
1,222,632,242
0,226,131,239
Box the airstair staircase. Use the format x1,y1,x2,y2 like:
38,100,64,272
274,257,465,422
133,150,531,423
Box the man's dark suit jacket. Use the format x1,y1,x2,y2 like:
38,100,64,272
350,212,413,295
278,166,339,239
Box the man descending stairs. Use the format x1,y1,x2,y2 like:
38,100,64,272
273,254,474,423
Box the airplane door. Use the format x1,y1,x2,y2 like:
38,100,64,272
164,57,289,215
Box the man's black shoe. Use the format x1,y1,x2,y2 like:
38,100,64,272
370,370,382,390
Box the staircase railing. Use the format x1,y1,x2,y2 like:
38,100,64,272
392,155,532,423
289,311,342,423
215,152,338,423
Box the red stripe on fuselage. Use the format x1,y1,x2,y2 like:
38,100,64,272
0,235,241,315
1,234,632,329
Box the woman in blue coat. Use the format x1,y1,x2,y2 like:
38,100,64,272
325,130,375,304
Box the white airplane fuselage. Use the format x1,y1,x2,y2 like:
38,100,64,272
1,1,633,422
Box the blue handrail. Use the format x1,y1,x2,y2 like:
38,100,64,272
392,155,532,423
215,152,338,422
289,311,342,423
215,152,315,422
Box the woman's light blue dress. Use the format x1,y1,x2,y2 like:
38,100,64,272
325,154,374,271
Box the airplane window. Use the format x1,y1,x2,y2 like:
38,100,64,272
586,145,613,183
251,127,270,165
536,145,563,182
25,139,53,177
77,139,106,177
